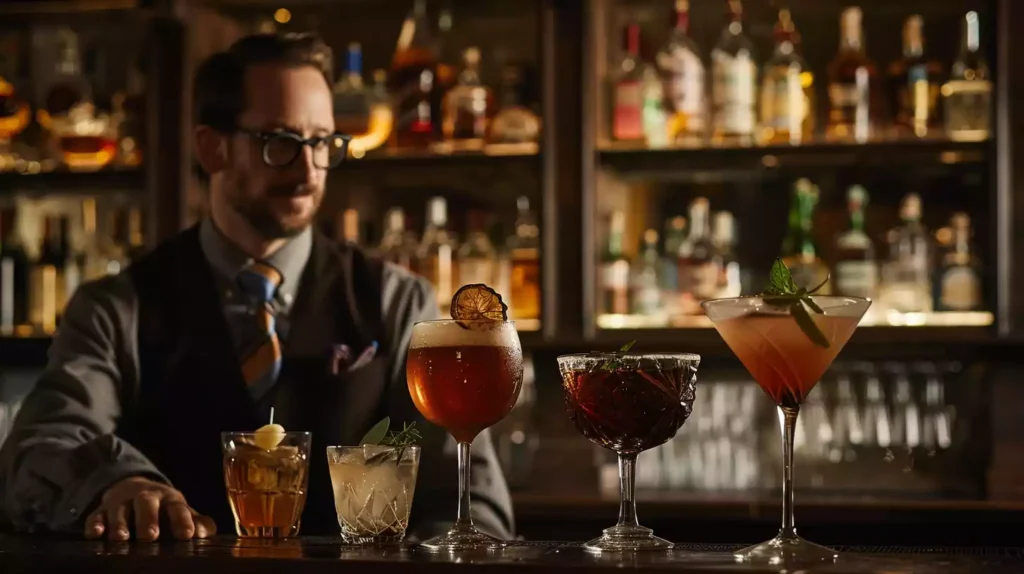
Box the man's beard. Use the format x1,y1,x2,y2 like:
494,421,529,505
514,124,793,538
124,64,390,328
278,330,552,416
228,185,320,240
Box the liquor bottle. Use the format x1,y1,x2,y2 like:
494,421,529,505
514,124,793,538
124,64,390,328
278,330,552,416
488,64,541,149
711,211,741,298
631,229,663,316
943,11,991,142
38,28,88,131
609,24,648,142
760,8,814,145
641,67,669,149
0,36,31,169
656,0,706,145
833,185,878,300
934,212,981,311
417,196,456,312
390,0,440,148
457,210,497,286
887,16,943,139
879,193,932,314
677,197,720,314
124,206,147,263
333,43,372,137
376,207,418,271
349,69,395,156
30,215,66,333
112,57,145,167
659,216,686,316
826,8,877,143
710,0,757,146
780,179,830,293
600,211,630,315
339,208,360,245
442,47,493,151
0,207,29,334
508,196,540,321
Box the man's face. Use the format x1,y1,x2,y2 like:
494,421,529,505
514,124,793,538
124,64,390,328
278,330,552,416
218,64,334,239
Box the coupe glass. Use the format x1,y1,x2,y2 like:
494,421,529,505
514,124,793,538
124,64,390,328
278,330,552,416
406,319,524,552
702,295,870,565
556,352,699,553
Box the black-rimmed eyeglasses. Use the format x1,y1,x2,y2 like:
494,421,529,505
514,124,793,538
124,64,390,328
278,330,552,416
234,128,352,169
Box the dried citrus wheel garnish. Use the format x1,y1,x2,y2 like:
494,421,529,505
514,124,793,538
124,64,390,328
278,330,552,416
450,283,508,325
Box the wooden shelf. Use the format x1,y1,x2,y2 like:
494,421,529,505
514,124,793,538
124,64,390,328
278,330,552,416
0,168,145,194
598,138,990,180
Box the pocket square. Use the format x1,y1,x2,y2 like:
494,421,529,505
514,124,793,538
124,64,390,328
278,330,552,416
330,341,378,375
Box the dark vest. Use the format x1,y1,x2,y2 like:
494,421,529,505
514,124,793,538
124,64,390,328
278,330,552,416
119,226,392,535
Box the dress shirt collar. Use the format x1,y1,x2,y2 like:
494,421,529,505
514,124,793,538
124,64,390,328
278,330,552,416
199,217,312,302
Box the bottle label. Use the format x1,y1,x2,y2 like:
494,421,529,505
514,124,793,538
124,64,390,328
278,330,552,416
663,48,705,131
835,260,878,298
613,80,643,140
602,260,630,289
711,53,756,134
762,70,806,132
0,257,13,333
940,266,980,310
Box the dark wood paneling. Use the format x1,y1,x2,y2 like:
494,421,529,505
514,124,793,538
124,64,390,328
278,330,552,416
995,0,1022,336
147,10,187,243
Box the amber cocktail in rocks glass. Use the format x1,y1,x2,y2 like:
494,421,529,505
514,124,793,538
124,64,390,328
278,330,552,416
557,352,699,554
406,318,523,552
222,430,311,538
703,293,869,565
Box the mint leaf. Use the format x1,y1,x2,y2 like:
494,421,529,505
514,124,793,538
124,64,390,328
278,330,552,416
791,300,830,349
359,417,390,446
759,258,829,348
766,258,798,295
600,340,637,371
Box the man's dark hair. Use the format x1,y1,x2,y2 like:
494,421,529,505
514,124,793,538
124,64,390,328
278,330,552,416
193,32,334,133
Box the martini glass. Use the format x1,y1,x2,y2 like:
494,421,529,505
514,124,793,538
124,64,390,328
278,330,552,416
702,295,870,565
557,352,699,554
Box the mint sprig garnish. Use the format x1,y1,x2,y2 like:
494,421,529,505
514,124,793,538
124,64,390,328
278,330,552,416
599,340,637,371
761,258,830,349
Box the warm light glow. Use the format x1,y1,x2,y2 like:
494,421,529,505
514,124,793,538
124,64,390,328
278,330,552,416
273,8,291,24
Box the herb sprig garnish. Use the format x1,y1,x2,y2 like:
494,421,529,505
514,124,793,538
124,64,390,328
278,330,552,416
761,258,830,349
359,417,422,465
599,340,637,371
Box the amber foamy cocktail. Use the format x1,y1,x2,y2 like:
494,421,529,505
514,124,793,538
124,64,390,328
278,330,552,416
406,316,523,552
704,260,869,565
221,428,311,538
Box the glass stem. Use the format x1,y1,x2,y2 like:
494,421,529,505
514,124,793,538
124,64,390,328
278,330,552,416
455,441,475,529
615,453,640,529
778,405,800,539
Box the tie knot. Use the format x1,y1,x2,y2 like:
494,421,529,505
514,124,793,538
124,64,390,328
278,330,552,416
236,262,282,302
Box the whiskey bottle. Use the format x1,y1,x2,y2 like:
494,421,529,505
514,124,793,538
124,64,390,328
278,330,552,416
759,8,813,145
887,16,943,138
710,0,757,146
934,213,981,311
943,11,991,141
826,8,878,143
600,211,630,315
488,64,541,150
508,196,540,321
677,197,720,313
442,47,493,151
333,43,372,137
609,24,648,143
390,0,440,148
656,0,706,145
417,197,457,312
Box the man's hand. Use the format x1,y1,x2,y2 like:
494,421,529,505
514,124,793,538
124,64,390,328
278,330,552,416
84,476,217,542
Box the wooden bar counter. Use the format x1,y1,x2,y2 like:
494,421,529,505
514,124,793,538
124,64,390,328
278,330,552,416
2,536,1023,573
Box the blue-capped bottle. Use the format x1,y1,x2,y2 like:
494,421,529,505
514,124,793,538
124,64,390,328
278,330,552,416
333,42,371,137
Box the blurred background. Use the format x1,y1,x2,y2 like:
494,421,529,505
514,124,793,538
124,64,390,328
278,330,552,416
1,0,1023,547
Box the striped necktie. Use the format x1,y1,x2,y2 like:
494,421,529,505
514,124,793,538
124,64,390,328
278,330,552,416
237,262,283,390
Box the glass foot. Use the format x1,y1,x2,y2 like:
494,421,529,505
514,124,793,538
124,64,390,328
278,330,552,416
583,524,673,554
419,525,505,553
734,533,838,565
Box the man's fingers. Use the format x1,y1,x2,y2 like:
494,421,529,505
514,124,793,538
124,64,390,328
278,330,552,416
165,500,195,540
106,503,130,542
192,513,217,539
84,510,105,539
133,492,162,541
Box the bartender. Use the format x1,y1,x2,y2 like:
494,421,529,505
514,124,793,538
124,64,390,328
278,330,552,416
0,33,513,541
